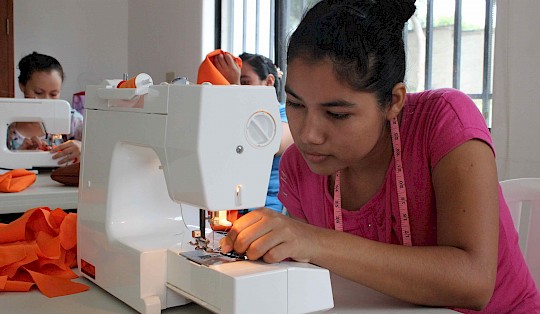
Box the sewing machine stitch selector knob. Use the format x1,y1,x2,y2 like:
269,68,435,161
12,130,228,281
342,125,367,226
245,110,276,147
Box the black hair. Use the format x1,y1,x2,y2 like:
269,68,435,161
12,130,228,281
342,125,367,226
287,0,416,107
239,52,280,96
18,52,64,86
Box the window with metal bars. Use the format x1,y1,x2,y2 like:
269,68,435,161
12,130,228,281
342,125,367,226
218,0,497,126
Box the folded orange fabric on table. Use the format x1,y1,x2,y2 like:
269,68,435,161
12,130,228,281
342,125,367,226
0,207,89,297
0,169,37,193
197,49,242,85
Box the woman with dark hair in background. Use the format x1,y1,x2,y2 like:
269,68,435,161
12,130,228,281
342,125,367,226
9,52,83,165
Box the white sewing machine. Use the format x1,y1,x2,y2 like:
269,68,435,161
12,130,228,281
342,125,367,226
0,98,71,169
77,82,334,314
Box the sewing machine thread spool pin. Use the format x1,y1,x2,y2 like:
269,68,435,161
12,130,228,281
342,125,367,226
171,76,189,85
117,73,153,88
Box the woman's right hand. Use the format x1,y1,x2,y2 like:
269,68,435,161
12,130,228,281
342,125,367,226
219,207,319,264
51,140,82,165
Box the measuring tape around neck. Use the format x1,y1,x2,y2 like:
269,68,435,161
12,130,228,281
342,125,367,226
333,116,412,246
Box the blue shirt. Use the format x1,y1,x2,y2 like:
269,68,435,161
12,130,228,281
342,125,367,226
250,103,288,213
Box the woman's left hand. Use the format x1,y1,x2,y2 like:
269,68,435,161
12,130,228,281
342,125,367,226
219,207,319,263
51,140,81,165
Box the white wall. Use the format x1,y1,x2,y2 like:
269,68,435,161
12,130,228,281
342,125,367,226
128,0,215,84
492,0,540,180
13,0,129,102
13,0,214,103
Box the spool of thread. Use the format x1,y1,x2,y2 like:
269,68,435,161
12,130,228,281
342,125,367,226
117,73,153,88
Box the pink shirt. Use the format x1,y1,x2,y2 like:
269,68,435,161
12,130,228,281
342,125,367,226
278,88,540,313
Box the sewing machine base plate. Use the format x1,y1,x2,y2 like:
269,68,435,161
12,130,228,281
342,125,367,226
180,250,240,266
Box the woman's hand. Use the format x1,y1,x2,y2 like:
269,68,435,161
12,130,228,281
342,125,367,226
220,208,318,263
214,53,241,85
51,140,81,165
18,136,49,150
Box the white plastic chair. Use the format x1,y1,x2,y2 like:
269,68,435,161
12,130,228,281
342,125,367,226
499,178,540,285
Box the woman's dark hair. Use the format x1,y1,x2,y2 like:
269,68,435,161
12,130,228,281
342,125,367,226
239,52,280,96
287,0,416,106
18,52,64,86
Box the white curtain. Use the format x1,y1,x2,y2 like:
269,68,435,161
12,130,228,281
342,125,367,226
492,0,540,180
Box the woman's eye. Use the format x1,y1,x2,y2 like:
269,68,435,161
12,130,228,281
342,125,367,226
327,112,350,120
286,100,303,108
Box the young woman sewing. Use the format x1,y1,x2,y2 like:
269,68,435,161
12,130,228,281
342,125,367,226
9,52,82,165
220,1,540,312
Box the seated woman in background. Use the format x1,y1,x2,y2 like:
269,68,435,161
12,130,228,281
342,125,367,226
8,52,83,165
214,52,294,213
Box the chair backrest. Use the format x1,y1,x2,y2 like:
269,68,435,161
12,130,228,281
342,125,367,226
499,178,540,285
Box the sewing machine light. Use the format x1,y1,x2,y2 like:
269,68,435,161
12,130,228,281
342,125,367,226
235,185,242,206
210,211,232,227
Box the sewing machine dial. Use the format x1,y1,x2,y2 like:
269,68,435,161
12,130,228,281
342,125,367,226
245,110,276,148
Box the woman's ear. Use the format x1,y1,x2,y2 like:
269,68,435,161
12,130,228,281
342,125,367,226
386,82,406,120
265,74,275,87
19,83,26,93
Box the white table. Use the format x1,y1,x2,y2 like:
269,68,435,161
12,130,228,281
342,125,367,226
0,272,454,313
0,173,78,214
0,175,454,313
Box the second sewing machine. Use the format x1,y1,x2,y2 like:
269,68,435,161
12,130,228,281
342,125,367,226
0,98,71,170
77,80,334,314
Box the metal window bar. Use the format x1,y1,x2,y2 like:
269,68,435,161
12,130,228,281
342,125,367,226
270,0,276,62
242,0,248,52
255,0,260,54
422,0,494,125
222,0,496,122
453,0,462,90
215,0,222,49
217,0,278,65
228,0,235,52
424,0,434,90
403,23,409,58
482,0,495,121
274,0,288,102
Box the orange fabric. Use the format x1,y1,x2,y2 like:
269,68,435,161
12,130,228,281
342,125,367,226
59,212,77,251
0,207,89,296
0,244,27,268
0,275,7,288
197,49,242,85
0,169,37,192
2,279,34,292
27,269,88,298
